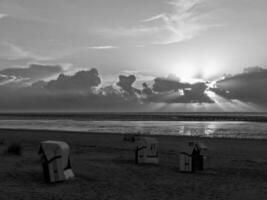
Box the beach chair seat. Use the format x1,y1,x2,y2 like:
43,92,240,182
179,152,192,172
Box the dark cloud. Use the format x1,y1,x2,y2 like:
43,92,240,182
142,82,153,96
0,67,267,111
31,80,47,89
152,77,190,92
0,71,140,111
0,64,63,82
213,69,267,104
117,74,139,95
243,66,264,73
0,84,141,112
146,84,212,103
182,82,212,103
46,68,101,92
149,77,212,103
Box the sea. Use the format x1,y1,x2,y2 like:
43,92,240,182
0,112,267,139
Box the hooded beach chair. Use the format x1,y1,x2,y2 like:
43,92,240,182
38,141,74,183
135,137,159,164
179,141,207,172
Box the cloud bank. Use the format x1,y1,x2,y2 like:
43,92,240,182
0,64,266,112
46,68,101,92
212,67,267,104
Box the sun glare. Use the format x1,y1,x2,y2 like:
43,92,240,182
170,60,222,83
202,60,221,79
171,62,202,83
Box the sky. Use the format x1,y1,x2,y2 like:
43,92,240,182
0,0,267,112
1,0,267,78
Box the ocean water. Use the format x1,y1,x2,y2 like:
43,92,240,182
0,119,266,139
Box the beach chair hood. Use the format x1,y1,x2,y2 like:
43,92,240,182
39,141,70,167
39,141,74,183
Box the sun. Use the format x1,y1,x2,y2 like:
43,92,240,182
170,62,202,83
202,60,221,79
170,60,222,83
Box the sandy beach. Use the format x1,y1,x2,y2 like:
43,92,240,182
1,128,267,200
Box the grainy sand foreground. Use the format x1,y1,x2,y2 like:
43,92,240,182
0,129,267,200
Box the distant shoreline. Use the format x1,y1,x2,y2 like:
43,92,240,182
1,128,266,141
1,112,267,122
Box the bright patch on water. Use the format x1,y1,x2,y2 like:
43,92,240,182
0,120,266,139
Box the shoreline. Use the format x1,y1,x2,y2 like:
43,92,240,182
1,127,267,141
1,112,267,122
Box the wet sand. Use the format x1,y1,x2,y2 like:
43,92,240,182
0,129,267,200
